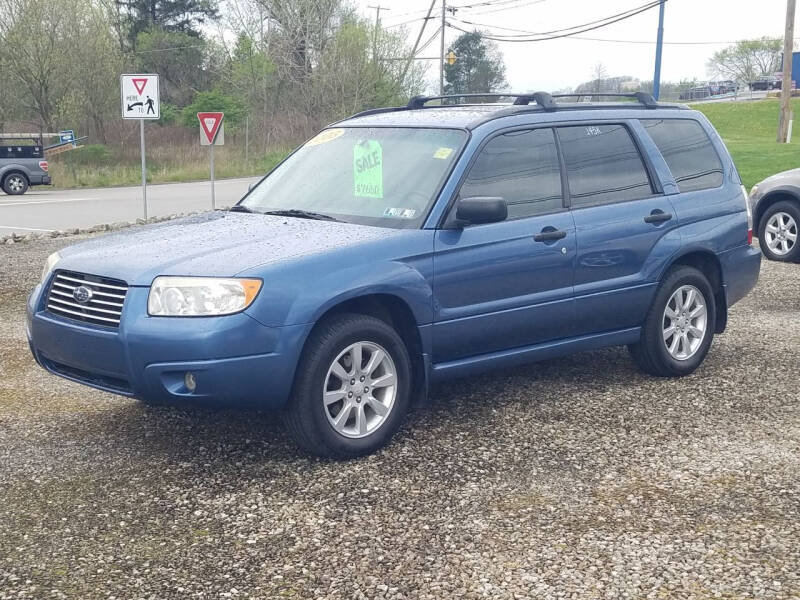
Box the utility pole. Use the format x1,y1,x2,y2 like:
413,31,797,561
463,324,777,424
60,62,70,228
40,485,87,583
652,0,665,100
400,0,437,88
369,5,389,62
440,0,446,95
778,0,796,143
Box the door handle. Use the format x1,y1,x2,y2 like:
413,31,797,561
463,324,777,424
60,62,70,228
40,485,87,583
533,229,567,242
643,211,673,224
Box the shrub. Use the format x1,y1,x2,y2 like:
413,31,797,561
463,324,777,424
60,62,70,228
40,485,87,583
62,144,114,166
180,90,247,128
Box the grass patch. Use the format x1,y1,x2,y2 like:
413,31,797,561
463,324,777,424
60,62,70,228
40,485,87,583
692,98,800,189
48,147,290,189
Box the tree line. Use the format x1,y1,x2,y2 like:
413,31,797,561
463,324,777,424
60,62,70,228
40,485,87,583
0,0,429,147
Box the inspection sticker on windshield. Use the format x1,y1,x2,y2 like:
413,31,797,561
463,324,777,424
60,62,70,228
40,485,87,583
354,140,383,198
433,147,453,159
306,128,345,147
383,207,417,219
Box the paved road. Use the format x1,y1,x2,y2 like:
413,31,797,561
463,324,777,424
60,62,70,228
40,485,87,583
0,176,260,235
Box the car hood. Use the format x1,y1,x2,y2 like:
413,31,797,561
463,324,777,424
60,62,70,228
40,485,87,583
55,211,403,286
758,168,800,189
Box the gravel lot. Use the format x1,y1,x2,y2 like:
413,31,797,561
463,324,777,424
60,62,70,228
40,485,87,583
1,235,799,599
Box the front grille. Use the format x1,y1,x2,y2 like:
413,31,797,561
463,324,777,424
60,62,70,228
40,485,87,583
46,271,128,327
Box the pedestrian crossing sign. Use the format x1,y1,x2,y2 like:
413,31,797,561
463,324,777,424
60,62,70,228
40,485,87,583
121,74,160,120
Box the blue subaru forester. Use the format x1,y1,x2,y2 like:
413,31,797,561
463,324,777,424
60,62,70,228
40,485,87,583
27,92,761,457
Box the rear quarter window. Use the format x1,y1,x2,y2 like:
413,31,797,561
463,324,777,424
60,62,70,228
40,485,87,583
641,119,724,193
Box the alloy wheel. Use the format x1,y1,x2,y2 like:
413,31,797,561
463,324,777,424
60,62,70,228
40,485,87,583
764,211,797,256
7,175,25,193
662,285,708,361
323,341,397,439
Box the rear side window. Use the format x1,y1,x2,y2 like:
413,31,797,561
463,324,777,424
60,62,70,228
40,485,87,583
641,119,724,192
460,128,563,220
557,124,653,208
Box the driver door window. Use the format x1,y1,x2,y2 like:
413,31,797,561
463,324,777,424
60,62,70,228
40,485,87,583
459,128,563,220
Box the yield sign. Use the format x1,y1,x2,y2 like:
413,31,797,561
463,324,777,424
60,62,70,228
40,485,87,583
132,78,148,95
197,112,224,144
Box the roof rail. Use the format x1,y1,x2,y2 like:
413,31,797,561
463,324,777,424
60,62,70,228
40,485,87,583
549,92,659,109
337,90,664,127
407,92,555,110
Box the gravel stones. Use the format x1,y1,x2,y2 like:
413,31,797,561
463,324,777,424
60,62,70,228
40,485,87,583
1,238,798,599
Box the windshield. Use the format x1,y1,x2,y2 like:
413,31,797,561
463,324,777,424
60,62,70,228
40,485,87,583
241,127,466,228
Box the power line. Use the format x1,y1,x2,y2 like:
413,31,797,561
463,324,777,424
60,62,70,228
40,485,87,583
459,0,548,15
450,0,663,38
446,0,666,42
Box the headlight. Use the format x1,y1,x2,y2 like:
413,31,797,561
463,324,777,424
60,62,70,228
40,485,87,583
148,277,262,316
41,251,61,283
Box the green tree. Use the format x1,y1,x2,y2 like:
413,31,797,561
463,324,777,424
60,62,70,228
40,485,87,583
180,90,247,127
135,28,209,105
0,0,122,134
443,31,506,95
708,37,782,84
115,0,219,49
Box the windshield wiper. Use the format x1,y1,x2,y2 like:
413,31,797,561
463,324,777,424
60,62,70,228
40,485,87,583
262,209,341,222
229,205,256,213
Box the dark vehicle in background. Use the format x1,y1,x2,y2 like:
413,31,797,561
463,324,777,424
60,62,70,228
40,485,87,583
750,168,800,262
709,80,739,95
679,86,712,101
749,74,783,91
0,136,51,195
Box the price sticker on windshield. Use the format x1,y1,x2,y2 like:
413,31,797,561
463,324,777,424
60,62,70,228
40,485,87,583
354,140,383,198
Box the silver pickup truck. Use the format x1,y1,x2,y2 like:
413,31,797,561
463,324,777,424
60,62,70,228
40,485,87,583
1,138,51,195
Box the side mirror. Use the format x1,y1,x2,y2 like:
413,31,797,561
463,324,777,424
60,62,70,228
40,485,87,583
248,182,256,192
454,196,508,226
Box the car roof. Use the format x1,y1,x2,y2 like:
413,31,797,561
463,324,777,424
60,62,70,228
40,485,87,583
336,100,691,131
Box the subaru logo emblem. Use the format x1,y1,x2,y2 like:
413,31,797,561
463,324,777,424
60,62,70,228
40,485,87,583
72,285,93,304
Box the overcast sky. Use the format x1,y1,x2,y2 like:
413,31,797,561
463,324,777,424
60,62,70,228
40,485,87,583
353,0,795,92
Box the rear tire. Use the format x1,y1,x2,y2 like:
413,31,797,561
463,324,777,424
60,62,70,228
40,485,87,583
758,200,800,262
284,313,411,458
629,266,716,377
2,172,28,195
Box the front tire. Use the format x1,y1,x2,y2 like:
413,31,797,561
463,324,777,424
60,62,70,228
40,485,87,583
284,313,412,458
758,201,800,262
629,266,716,377
3,172,29,195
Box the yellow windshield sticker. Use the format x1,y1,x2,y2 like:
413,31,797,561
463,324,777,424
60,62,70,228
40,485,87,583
306,128,345,147
433,147,454,160
354,140,383,198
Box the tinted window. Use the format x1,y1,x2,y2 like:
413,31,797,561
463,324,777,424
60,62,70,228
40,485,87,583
557,124,653,208
460,128,563,220
642,119,724,192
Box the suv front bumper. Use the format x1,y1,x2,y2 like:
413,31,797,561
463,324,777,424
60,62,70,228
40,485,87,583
27,282,311,409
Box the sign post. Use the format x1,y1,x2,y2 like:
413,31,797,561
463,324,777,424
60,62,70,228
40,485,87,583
121,74,160,219
197,112,225,209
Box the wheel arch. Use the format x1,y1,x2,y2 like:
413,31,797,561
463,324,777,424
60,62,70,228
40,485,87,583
301,293,429,404
663,250,727,333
